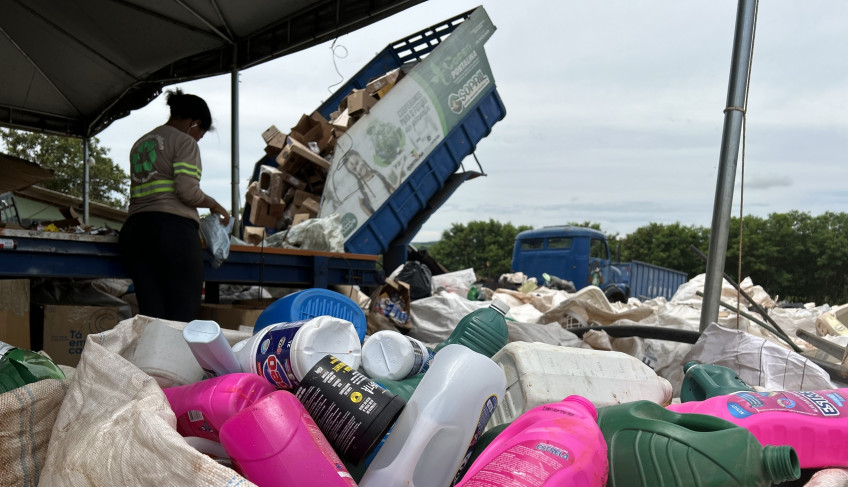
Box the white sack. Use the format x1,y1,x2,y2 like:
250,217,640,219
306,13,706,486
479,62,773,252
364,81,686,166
430,268,477,296
39,315,255,487
407,291,489,347
683,322,835,391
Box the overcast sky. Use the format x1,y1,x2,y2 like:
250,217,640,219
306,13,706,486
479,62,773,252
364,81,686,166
96,1,848,242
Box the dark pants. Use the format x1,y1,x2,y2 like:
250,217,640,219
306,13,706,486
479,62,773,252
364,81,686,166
119,212,203,322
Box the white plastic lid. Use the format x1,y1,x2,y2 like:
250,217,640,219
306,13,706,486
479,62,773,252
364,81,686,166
361,330,413,381
182,320,222,344
289,316,362,381
489,297,510,316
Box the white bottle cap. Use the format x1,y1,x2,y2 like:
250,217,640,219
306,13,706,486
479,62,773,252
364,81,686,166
489,297,510,316
289,316,362,381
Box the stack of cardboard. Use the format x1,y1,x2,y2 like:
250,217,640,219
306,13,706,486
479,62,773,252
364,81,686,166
245,67,406,236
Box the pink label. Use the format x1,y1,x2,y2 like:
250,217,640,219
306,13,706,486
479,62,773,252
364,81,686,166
175,410,218,441
301,411,357,487
462,439,574,486
724,390,847,419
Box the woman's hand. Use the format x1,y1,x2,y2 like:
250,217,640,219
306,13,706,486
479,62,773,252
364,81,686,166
210,200,231,226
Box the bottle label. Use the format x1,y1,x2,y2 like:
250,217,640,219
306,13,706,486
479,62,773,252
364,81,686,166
301,411,358,487
174,410,219,441
724,390,847,419
252,321,308,390
451,394,499,486
461,439,574,486
407,337,431,377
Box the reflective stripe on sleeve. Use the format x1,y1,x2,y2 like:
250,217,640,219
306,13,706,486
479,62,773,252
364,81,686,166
173,162,201,179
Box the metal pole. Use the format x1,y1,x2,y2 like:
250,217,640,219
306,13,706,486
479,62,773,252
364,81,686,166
700,0,757,332
230,52,242,237
83,138,90,225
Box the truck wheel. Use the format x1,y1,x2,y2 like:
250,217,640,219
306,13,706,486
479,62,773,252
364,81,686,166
604,287,626,304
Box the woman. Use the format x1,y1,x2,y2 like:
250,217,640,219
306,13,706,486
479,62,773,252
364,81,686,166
119,89,230,322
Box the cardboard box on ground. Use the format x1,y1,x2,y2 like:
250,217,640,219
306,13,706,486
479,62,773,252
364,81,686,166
0,279,31,350
42,304,121,367
366,278,412,336
245,67,406,236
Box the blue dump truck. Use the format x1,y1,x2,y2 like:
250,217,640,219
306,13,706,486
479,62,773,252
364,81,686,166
511,226,688,302
244,7,505,273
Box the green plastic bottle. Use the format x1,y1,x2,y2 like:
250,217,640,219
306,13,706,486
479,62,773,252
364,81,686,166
375,373,424,402
680,361,753,402
0,341,66,394
432,298,510,357
596,400,800,487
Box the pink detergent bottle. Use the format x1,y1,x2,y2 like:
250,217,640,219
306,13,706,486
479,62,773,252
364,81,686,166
455,395,608,487
219,390,357,487
162,372,275,442
666,388,848,468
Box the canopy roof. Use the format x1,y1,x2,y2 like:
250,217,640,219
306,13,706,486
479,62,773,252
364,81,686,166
0,0,425,139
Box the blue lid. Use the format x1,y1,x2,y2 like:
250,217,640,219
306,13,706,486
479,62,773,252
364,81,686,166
253,288,367,342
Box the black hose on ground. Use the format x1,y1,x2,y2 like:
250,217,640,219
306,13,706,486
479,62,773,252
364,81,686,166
565,325,701,344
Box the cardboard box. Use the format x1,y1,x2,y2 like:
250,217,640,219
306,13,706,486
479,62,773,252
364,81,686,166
42,305,121,366
197,302,272,330
262,125,287,149
258,165,284,203
343,89,378,116
243,226,267,245
0,279,30,350
276,138,331,173
366,68,403,99
249,193,285,228
289,112,334,152
291,213,310,226
293,189,319,208
300,197,320,217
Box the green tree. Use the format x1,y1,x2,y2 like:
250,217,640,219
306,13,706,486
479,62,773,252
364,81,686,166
0,128,128,208
429,220,532,281
620,222,710,278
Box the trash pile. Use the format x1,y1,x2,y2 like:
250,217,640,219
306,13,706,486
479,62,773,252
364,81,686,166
241,65,407,245
4,271,848,487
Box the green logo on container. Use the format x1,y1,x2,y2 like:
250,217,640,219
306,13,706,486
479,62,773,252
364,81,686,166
341,213,358,237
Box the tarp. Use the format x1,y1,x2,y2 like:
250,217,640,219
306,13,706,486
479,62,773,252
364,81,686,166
0,0,425,138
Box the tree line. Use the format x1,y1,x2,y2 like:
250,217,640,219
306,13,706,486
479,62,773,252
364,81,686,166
425,215,848,306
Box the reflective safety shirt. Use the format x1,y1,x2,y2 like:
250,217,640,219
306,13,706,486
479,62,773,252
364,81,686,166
127,125,211,222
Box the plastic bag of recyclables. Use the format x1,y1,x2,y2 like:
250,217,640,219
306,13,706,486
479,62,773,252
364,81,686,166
37,315,256,487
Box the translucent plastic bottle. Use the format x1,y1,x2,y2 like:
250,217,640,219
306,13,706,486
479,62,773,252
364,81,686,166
598,400,800,486
359,344,507,487
666,388,848,468
456,396,608,487
182,320,241,377
162,372,275,442
361,330,432,381
219,390,357,487
0,341,65,393
433,298,510,357
679,361,753,402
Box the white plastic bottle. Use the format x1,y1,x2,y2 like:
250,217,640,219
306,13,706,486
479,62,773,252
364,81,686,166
182,320,241,378
361,330,432,381
487,341,673,429
359,344,507,487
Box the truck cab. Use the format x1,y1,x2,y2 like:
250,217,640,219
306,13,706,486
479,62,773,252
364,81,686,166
511,226,622,297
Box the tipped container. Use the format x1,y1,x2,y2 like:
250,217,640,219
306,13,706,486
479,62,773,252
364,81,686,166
359,344,507,487
253,288,367,342
433,298,510,357
163,373,275,442
235,316,361,390
488,342,673,429
456,396,608,487
667,388,848,468
219,390,357,487
361,330,432,381
598,400,800,486
182,320,241,378
679,361,753,402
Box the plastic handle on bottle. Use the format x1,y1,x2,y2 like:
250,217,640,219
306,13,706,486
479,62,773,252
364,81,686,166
687,364,722,391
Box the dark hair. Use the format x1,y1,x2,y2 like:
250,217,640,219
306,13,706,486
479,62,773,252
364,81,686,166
166,88,212,131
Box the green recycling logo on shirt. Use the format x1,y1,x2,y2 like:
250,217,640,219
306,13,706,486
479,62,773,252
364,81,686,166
131,140,157,174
